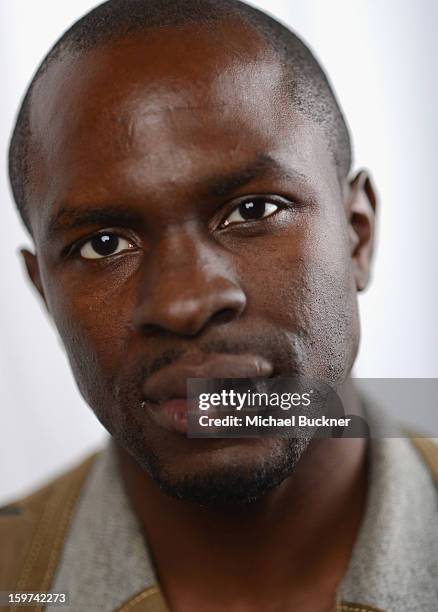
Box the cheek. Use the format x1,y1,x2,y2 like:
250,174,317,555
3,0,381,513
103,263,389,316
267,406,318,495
240,217,353,314
237,216,359,381
42,259,138,385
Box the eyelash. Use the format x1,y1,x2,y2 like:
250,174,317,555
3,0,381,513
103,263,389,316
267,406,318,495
67,195,294,260
66,229,136,259
218,195,291,229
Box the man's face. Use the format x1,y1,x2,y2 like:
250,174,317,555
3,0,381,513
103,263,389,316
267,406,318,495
24,23,366,503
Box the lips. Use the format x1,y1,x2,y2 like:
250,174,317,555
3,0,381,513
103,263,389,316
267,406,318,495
142,352,274,435
142,352,274,404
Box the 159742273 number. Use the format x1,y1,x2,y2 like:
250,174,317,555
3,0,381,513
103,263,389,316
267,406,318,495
0,592,69,606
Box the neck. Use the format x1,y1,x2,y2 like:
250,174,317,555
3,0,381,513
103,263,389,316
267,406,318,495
116,380,368,610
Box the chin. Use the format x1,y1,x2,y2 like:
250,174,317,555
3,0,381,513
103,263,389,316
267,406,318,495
132,436,312,506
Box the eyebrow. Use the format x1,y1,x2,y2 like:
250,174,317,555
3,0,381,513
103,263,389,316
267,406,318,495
46,207,143,241
203,154,306,199
46,154,306,240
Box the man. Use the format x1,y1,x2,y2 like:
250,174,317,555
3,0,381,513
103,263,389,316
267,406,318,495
1,1,438,610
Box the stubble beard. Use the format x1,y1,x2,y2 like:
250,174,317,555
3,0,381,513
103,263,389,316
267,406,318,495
125,434,312,507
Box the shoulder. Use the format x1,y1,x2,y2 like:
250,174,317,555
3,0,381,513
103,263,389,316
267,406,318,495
409,435,438,484
0,452,99,592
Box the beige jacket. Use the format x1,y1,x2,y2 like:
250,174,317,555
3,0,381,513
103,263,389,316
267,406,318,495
1,436,438,612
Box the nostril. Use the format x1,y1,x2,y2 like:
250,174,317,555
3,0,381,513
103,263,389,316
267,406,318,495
137,323,174,337
210,308,238,326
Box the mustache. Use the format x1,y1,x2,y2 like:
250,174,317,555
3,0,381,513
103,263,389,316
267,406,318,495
112,331,305,405
141,335,286,380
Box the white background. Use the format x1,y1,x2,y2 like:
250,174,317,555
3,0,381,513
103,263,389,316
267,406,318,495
1,0,437,503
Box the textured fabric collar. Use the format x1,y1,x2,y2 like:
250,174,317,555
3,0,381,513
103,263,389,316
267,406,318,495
51,441,161,611
52,418,438,612
338,424,438,610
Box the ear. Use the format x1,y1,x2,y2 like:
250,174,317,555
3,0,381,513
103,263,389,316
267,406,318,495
346,170,377,291
20,248,50,313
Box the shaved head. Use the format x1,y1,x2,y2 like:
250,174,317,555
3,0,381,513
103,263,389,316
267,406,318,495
9,0,351,232
9,0,377,510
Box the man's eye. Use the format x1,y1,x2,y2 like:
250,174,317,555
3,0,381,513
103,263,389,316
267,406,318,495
79,233,135,259
222,200,279,227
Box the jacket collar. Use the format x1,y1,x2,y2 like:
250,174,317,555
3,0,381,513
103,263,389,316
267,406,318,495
115,588,385,612
54,416,438,612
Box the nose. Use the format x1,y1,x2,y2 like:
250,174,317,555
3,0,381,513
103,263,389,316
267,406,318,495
132,231,247,337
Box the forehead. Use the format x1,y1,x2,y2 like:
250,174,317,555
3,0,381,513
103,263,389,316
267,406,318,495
28,22,336,229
